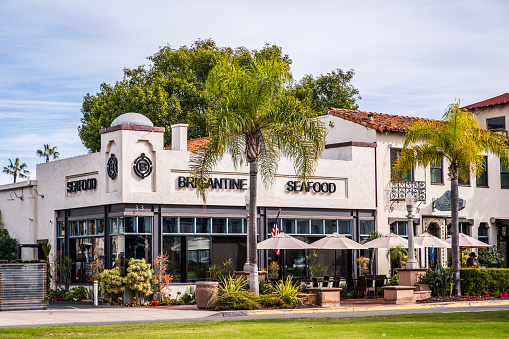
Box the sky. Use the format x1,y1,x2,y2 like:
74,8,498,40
0,0,508,184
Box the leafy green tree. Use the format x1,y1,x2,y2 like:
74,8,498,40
79,39,359,152
0,229,18,261
78,40,292,152
3,158,29,183
36,144,60,162
190,54,326,294
293,69,361,113
392,102,509,295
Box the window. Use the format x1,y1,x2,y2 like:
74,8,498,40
311,220,323,234
359,220,374,243
338,220,351,236
447,222,471,237
430,159,443,184
390,149,413,182
325,220,337,234
487,117,506,130
458,173,470,186
476,156,488,187
390,221,408,237
478,222,489,244
297,219,309,234
501,160,509,188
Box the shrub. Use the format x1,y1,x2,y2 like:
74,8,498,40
124,258,157,303
259,278,273,295
387,274,399,286
418,266,454,296
208,258,235,281
258,294,283,308
48,287,65,300
100,267,125,296
214,291,260,310
0,231,18,261
461,268,509,296
64,285,88,301
478,246,505,265
272,276,302,305
219,275,249,293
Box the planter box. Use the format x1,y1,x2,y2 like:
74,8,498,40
0,263,47,311
195,281,218,309
381,286,416,304
306,287,342,307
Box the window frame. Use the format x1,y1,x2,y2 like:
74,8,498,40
476,156,488,187
390,148,414,182
501,160,509,189
430,159,444,184
486,116,506,131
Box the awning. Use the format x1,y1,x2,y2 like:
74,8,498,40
445,218,474,225
494,219,509,226
388,217,420,225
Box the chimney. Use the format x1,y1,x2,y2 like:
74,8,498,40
171,124,189,151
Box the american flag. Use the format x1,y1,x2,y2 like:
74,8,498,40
271,209,281,255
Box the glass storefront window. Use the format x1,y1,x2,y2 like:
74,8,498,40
187,236,210,280
125,217,135,233
78,220,86,236
138,217,151,233
196,218,210,233
180,218,194,233
212,218,226,233
163,217,178,233
297,219,309,234
228,218,243,233
57,221,65,238
96,219,105,235
360,220,374,243
282,219,295,234
71,221,78,236
71,237,105,282
88,220,96,235
163,236,182,280
311,220,323,234
325,220,337,234
338,220,351,235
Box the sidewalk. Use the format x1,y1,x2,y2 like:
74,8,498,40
1,299,508,328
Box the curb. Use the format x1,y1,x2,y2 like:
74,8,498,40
221,299,509,317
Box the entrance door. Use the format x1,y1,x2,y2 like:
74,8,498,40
427,222,440,269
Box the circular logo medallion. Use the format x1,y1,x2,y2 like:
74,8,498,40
133,153,153,179
107,154,118,179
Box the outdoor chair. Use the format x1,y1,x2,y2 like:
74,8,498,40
374,275,387,297
357,275,375,298
346,275,358,297
323,276,330,287
312,277,319,287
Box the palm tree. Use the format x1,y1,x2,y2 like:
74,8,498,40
190,55,326,294
36,144,60,162
392,102,509,295
3,158,30,183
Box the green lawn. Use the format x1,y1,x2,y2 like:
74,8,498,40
1,311,507,338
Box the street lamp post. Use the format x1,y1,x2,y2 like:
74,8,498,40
405,193,418,269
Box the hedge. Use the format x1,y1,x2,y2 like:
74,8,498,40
460,268,509,296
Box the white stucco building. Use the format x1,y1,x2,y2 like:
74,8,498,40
1,100,507,282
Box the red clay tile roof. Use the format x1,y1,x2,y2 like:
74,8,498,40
164,137,209,151
463,93,509,110
328,108,433,133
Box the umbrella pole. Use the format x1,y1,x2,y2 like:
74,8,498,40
282,250,285,282
334,249,337,279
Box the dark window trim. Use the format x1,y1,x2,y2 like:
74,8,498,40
476,156,489,187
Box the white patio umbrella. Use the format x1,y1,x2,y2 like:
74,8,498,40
414,232,451,248
310,232,368,277
257,232,315,281
363,232,423,249
445,233,491,248
414,232,450,268
257,232,316,250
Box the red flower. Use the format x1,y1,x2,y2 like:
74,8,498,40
484,294,490,298
465,295,470,299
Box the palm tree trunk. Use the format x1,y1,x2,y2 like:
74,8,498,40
247,160,259,295
450,165,461,295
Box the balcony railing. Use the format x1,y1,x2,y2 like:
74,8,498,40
389,181,426,201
